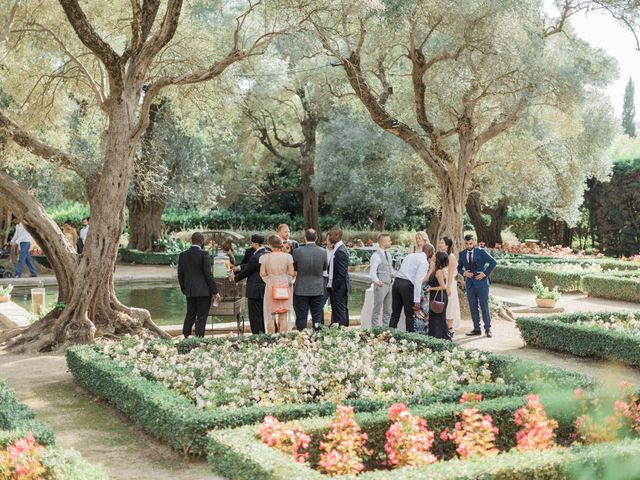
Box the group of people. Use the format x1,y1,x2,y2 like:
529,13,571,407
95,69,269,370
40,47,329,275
178,224,351,338
370,232,497,339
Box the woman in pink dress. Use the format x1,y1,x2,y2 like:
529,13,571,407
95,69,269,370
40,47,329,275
260,235,296,334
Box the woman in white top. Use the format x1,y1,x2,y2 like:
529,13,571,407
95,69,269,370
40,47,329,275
438,237,461,338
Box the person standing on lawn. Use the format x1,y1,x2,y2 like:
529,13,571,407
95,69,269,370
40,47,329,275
292,229,327,330
369,233,394,328
232,234,268,334
178,231,220,338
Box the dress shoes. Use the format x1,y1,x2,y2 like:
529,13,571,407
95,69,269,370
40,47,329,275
466,330,482,336
485,330,493,338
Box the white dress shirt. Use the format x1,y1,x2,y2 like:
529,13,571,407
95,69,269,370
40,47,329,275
369,248,393,283
327,240,344,288
10,223,31,244
395,252,429,303
79,225,89,242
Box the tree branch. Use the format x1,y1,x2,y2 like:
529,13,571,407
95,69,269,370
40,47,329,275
135,0,183,67
16,24,107,109
0,110,84,175
475,99,528,148
57,0,123,87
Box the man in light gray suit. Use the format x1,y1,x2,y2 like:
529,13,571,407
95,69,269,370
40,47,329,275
369,233,394,327
292,229,328,331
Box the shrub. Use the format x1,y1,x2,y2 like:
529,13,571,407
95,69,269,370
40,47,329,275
318,405,370,476
66,330,590,457
491,264,583,292
532,276,560,301
516,311,640,367
581,274,640,303
118,248,179,265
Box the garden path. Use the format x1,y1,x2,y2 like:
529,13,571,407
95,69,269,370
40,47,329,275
0,350,223,480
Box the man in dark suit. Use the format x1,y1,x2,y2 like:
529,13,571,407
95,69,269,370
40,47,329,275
457,234,497,337
326,227,351,326
292,229,328,330
233,234,268,334
278,224,299,250
177,232,220,338
238,245,254,268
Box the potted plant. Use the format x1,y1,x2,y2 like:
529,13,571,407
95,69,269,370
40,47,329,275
323,303,332,322
0,284,13,303
532,276,560,308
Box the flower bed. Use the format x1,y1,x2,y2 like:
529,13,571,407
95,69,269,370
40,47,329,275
0,377,106,479
66,329,590,457
493,253,640,271
516,311,640,367
207,390,640,479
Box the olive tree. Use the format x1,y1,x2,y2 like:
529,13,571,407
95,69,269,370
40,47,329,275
0,0,292,351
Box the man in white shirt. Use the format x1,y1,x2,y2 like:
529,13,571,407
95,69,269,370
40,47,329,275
389,243,434,332
369,233,394,327
7,218,37,278
78,217,89,254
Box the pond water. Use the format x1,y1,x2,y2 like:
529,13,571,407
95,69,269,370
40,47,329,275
12,282,367,326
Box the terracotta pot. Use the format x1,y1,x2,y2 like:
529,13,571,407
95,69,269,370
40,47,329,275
323,312,331,321
0,295,10,303
536,297,557,308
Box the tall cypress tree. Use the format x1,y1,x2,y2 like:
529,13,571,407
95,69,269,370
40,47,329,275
622,77,636,137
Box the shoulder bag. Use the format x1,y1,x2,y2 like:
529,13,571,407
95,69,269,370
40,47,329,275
429,289,445,314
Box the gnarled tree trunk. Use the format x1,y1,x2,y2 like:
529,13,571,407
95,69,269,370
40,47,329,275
127,197,165,251
466,192,509,247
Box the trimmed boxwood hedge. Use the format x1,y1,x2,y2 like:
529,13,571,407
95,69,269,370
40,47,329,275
0,377,107,479
119,248,179,265
0,377,55,447
491,264,583,292
581,274,640,303
207,393,638,480
517,311,640,366
492,253,640,271
66,330,591,457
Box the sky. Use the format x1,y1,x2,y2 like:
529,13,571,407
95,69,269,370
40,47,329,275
571,10,640,117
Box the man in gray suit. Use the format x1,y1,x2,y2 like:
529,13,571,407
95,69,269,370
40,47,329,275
292,229,328,330
369,233,394,327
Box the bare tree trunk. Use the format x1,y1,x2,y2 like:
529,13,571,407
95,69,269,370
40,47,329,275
438,181,466,252
3,98,168,352
426,211,440,243
466,192,509,247
301,173,320,236
127,197,165,251
371,210,386,231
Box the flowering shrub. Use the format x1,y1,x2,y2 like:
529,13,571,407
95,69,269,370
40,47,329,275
492,242,582,257
441,393,499,459
318,405,370,476
514,394,558,451
573,388,623,445
575,313,640,337
258,416,311,463
0,435,46,480
100,330,498,410
614,382,640,434
384,403,437,468
501,260,602,274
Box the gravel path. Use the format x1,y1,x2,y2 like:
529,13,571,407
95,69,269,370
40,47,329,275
0,351,222,480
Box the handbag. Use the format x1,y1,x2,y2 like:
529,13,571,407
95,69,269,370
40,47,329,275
272,285,291,300
429,289,445,314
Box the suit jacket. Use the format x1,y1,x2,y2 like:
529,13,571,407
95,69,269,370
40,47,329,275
457,247,497,289
177,246,218,298
288,239,299,250
234,247,267,299
238,247,254,268
329,244,352,294
292,243,327,296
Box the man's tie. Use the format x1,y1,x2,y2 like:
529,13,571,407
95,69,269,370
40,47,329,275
384,251,390,265
468,250,473,266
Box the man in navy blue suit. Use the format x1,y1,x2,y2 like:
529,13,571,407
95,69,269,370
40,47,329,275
457,234,497,337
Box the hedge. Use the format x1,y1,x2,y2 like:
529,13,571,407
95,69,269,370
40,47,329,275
0,377,107,479
66,330,590,457
491,253,640,271
207,393,638,480
517,311,640,367
581,274,640,303
0,377,55,447
119,248,179,265
491,264,583,292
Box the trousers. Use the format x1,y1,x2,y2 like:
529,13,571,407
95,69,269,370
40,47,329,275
183,296,212,337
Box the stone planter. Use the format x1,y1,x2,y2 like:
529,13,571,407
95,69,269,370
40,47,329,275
0,294,10,303
536,297,557,308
